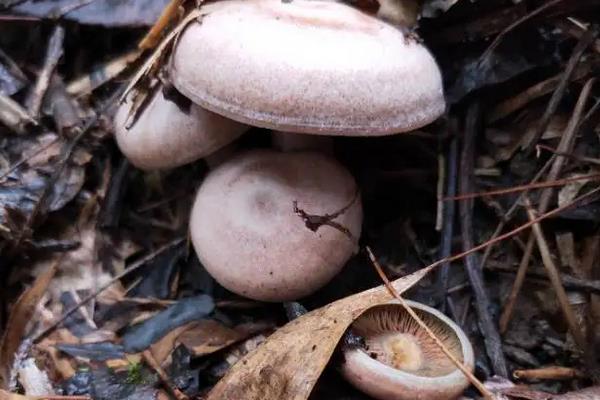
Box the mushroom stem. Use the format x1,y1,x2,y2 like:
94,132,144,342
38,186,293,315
271,131,333,154
204,141,237,169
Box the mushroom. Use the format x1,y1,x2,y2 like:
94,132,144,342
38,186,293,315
169,0,445,137
189,149,362,301
342,300,474,400
113,85,247,170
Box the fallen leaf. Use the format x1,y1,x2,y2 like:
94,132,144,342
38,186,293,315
121,295,214,353
207,266,432,400
178,320,271,358
0,263,57,389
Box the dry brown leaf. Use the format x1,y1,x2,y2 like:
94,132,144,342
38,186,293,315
207,266,433,400
0,264,57,389
178,320,255,358
150,324,190,366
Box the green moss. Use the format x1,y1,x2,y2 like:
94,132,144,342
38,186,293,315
125,361,144,385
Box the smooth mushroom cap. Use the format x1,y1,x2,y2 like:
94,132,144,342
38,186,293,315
170,0,445,136
113,88,247,170
342,300,474,400
190,149,362,301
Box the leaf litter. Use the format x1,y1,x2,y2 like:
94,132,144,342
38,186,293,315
2,0,600,399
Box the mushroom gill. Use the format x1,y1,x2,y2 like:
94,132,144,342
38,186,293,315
353,303,462,376
341,300,474,400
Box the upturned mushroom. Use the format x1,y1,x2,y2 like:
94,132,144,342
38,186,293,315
342,300,474,400
169,0,445,137
189,149,362,302
113,85,247,170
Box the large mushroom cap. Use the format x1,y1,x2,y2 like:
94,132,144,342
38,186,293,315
170,0,445,136
342,300,474,400
190,149,362,301
114,87,247,170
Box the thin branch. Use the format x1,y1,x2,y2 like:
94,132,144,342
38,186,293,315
524,26,597,153
26,25,65,118
524,197,586,349
437,136,458,309
480,0,565,63
459,101,508,376
446,173,600,201
499,77,596,330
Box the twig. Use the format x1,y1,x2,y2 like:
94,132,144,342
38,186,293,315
365,247,494,400
487,61,592,123
479,0,565,64
98,158,130,229
524,27,597,153
142,350,188,400
437,136,458,309
0,47,28,87
459,101,508,377
121,9,202,103
536,144,600,166
488,262,600,295
559,18,600,55
138,0,185,49
66,50,141,97
499,78,595,331
26,25,65,118
478,159,553,273
429,186,599,283
513,366,585,380
46,76,81,137
32,236,185,342
499,238,535,333
524,197,586,349
435,149,445,231
0,92,37,134
446,173,600,201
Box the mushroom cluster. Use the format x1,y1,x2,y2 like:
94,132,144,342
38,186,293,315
114,0,445,299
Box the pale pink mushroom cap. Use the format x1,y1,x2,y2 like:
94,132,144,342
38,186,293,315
113,88,248,170
170,0,445,136
342,300,474,400
190,149,362,301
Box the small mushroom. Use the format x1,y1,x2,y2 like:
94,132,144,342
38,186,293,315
342,300,474,400
170,0,445,136
189,149,362,301
113,86,247,170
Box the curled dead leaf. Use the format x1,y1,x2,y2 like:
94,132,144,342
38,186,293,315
207,266,433,400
